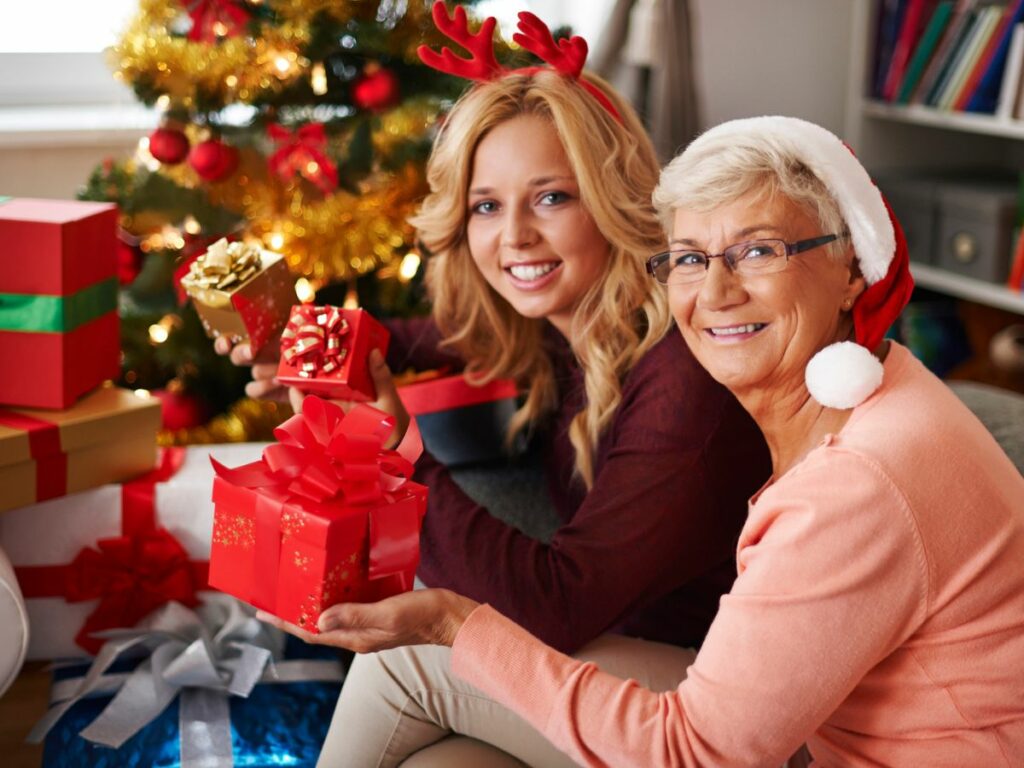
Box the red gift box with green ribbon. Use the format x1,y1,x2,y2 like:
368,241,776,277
208,396,426,634
0,197,120,409
276,305,390,401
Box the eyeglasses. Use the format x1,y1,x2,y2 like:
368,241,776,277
645,234,841,285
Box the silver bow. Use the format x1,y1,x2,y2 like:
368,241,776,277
28,594,345,768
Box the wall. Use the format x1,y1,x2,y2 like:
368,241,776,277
691,0,854,136
0,0,857,199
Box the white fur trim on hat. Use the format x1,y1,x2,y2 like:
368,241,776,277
686,116,896,285
805,341,884,410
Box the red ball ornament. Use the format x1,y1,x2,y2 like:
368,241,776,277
352,66,401,112
116,240,143,286
152,387,209,431
148,126,190,165
189,138,239,182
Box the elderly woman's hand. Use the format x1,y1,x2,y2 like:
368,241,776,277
288,349,410,449
213,335,289,402
256,589,479,652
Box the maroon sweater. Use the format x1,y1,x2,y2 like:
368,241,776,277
386,318,770,654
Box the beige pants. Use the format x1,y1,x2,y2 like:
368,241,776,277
316,633,697,768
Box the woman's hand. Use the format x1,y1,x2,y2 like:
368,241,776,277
213,335,288,402
288,348,411,449
256,589,479,653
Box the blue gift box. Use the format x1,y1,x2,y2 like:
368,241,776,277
43,636,343,768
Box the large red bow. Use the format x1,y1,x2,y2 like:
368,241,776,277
268,123,339,195
66,529,200,655
184,0,251,44
213,395,414,506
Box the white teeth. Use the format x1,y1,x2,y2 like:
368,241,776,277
508,262,558,281
709,323,763,336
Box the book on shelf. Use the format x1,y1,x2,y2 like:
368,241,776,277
925,7,982,104
1007,227,1024,289
912,0,978,103
896,1,956,102
954,1,1015,108
995,22,1024,116
937,5,1003,109
883,0,940,100
874,0,912,98
965,0,1024,111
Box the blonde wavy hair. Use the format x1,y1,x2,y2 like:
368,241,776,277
411,71,671,488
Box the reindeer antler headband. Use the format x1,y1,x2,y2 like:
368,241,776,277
417,2,623,123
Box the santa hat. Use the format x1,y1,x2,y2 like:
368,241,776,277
684,116,914,409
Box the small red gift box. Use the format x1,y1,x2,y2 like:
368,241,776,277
276,305,390,402
0,197,120,409
208,396,426,633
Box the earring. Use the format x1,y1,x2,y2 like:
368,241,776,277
842,298,853,311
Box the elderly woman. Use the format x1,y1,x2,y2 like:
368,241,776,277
262,116,1024,766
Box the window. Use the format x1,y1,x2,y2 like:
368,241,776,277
0,1,138,107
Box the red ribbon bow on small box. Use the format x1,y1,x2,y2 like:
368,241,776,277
280,304,350,379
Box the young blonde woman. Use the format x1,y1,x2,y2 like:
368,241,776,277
224,6,769,765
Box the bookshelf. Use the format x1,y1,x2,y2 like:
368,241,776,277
846,0,1024,316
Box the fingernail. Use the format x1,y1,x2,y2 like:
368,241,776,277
239,347,252,361
318,612,339,631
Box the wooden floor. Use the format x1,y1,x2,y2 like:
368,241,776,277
0,662,49,768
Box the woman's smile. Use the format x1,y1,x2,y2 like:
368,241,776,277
704,322,768,341
504,260,564,289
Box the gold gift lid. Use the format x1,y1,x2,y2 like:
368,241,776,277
0,384,162,469
180,238,286,309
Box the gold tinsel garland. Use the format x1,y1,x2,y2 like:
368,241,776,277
158,397,292,446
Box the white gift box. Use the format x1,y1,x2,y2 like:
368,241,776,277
0,543,28,696
0,442,266,660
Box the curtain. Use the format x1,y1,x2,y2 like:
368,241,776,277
592,0,700,162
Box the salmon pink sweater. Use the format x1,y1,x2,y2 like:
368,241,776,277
451,343,1024,767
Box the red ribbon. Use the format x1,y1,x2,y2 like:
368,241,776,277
184,0,251,44
268,123,339,194
15,447,209,655
0,409,67,502
211,396,423,607
279,304,350,380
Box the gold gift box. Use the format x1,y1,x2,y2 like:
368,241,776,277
180,239,296,353
0,385,162,514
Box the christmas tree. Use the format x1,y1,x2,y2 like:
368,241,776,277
78,0,496,443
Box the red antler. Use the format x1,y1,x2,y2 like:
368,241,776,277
417,3,503,81
512,11,587,79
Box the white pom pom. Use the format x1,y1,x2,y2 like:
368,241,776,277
805,341,884,410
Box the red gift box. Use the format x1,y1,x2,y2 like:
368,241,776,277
276,305,390,402
208,396,426,633
0,197,120,409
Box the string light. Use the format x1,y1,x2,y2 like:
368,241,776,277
269,232,285,250
148,324,170,344
134,389,152,399
343,284,359,309
156,95,171,109
294,277,317,303
183,216,201,235
398,252,421,282
311,62,327,95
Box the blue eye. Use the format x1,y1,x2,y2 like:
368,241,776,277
539,191,570,206
471,200,498,215
740,243,781,260
674,251,708,267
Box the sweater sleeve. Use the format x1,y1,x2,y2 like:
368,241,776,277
451,450,931,767
382,315,464,374
418,344,758,653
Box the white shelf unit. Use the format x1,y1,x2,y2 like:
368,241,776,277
845,0,1024,317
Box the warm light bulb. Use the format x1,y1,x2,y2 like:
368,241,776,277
148,324,169,344
295,277,316,303
134,389,152,399
274,56,292,74
311,62,328,95
213,21,229,37
225,75,239,88
306,161,320,174
398,252,421,282
183,216,201,235
156,95,170,110
343,286,359,309
269,232,285,250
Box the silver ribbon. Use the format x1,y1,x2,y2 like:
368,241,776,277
28,594,345,768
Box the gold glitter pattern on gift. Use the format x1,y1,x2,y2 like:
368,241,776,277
213,511,256,548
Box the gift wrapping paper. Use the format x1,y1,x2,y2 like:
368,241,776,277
0,385,162,514
276,305,390,401
0,442,266,658
180,239,296,353
209,397,426,633
0,197,120,409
